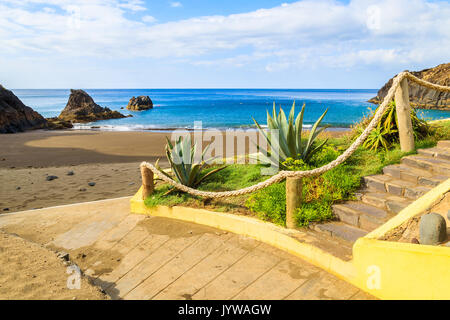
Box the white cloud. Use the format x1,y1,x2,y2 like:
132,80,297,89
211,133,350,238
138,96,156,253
142,15,157,23
118,0,146,11
170,2,182,8
0,0,449,72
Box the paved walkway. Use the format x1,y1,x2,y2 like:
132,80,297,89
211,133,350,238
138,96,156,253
0,198,374,300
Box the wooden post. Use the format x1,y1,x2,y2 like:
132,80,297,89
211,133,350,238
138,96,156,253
141,166,154,200
395,78,415,152
286,177,302,229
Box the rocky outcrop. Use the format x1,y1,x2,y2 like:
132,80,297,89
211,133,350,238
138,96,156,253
368,63,450,110
0,85,48,133
59,89,127,123
46,117,74,130
127,96,153,111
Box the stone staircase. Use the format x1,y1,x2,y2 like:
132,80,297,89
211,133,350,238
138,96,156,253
313,140,450,246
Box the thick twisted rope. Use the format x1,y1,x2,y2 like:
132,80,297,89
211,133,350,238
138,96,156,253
141,71,450,198
405,73,450,92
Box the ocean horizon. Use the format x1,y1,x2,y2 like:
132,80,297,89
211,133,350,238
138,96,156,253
13,88,450,131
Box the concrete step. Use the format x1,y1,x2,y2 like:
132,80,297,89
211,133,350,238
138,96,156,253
317,141,449,247
417,175,449,187
385,199,413,214
314,222,368,243
360,192,389,209
401,155,450,175
437,140,450,149
363,175,392,192
360,192,412,214
385,179,416,197
418,147,450,161
332,202,391,231
404,185,432,200
383,164,432,183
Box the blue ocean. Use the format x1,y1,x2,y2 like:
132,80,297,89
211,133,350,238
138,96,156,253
12,89,450,130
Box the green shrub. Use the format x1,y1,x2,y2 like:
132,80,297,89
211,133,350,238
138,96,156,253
245,182,286,226
353,102,433,151
296,202,333,227
246,144,359,227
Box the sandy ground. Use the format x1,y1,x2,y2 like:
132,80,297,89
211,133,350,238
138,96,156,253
0,129,348,213
0,230,107,300
381,192,450,244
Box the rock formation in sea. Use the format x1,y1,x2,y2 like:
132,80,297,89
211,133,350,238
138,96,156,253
127,96,153,111
59,89,128,122
0,84,48,133
368,63,450,110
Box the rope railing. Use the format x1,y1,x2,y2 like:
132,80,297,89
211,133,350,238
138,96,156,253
140,71,450,199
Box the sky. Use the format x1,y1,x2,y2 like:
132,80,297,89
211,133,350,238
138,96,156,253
0,0,449,89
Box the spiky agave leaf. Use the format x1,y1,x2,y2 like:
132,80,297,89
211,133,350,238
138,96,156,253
253,102,329,169
294,103,306,153
159,135,227,191
303,108,329,159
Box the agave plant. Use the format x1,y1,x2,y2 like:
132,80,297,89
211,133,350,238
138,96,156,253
363,123,392,151
155,135,226,194
358,101,431,151
252,102,329,169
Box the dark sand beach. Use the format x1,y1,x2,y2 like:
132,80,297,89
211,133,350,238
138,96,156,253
0,129,349,213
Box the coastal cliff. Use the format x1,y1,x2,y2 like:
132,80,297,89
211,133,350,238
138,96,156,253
368,63,450,110
59,89,128,123
0,85,48,133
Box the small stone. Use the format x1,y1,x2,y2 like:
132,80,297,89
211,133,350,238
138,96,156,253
411,238,420,244
1,158,5,161
16,187,21,190
3,208,9,211
420,213,447,245
128,182,135,186
67,171,74,176
88,182,96,187
46,175,58,181
79,188,87,192
57,252,70,261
